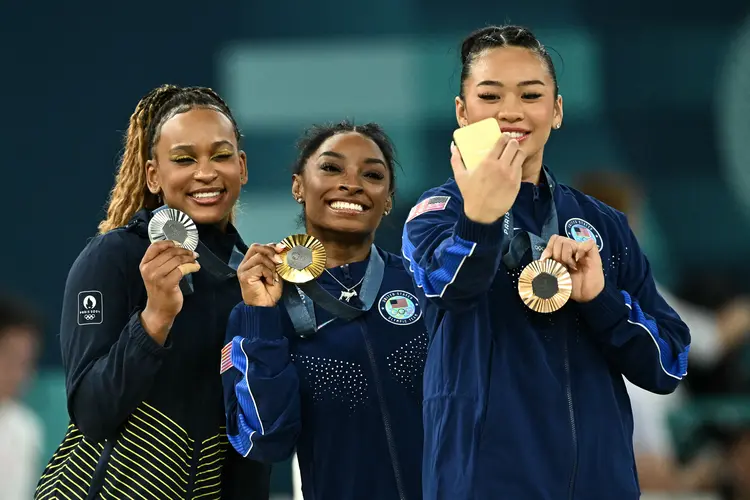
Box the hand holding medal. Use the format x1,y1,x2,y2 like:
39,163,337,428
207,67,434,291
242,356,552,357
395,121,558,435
140,207,201,342
537,235,604,304
237,234,327,308
237,242,289,307
148,207,201,276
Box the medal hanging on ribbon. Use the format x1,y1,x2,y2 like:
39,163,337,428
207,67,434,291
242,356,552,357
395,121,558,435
276,233,385,337
501,169,572,314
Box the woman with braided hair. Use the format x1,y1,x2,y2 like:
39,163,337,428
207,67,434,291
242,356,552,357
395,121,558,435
35,84,270,499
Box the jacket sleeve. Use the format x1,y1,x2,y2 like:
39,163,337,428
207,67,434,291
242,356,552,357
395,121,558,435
577,214,691,394
223,302,301,463
61,232,169,442
401,187,507,311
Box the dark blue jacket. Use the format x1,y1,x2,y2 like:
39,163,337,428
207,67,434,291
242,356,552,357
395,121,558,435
35,209,270,500
222,248,426,500
401,172,691,500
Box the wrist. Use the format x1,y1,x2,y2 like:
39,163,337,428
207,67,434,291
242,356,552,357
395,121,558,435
463,204,502,225
140,306,174,345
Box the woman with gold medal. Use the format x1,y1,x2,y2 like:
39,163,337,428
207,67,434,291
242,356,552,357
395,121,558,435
402,25,692,500
220,122,426,500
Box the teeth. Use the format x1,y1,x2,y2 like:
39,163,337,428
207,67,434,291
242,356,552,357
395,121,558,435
191,191,221,199
504,131,527,138
330,201,364,212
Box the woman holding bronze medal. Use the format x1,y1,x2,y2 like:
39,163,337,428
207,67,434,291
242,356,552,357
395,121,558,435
35,84,270,499
221,122,426,500
402,25,692,500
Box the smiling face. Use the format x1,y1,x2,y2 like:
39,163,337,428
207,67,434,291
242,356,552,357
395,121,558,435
456,46,563,170
145,107,247,227
292,131,393,239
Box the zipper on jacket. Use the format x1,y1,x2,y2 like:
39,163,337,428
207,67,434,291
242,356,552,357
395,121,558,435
185,441,201,499
564,336,578,500
359,323,407,500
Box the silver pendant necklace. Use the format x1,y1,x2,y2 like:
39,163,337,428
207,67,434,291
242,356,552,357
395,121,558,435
325,269,365,302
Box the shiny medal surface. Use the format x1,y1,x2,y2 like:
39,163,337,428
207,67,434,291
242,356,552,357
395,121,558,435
276,234,327,284
148,207,200,252
517,259,572,313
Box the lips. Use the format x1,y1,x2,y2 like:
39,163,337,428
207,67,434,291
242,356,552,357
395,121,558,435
188,188,226,205
501,129,530,142
328,200,369,214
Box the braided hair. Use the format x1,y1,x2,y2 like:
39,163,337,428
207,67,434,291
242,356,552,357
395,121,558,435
98,84,241,234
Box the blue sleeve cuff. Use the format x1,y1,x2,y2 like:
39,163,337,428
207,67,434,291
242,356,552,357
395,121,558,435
243,304,285,342
576,282,629,333
454,211,506,245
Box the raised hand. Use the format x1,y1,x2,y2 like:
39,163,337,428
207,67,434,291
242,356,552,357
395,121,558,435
540,235,604,303
139,240,201,344
451,133,526,225
238,243,286,307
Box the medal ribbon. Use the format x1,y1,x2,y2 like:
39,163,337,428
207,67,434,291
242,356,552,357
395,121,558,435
283,245,385,337
501,168,559,269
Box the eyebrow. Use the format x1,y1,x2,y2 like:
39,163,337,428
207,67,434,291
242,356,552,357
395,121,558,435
319,151,386,167
476,79,546,88
170,140,235,152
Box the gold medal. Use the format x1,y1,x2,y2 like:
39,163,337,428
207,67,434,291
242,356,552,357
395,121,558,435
276,234,327,284
517,259,572,313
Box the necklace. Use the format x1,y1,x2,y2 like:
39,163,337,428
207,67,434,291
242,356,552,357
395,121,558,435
325,269,365,302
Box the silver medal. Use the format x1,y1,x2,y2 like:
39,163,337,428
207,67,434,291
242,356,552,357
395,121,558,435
148,207,199,252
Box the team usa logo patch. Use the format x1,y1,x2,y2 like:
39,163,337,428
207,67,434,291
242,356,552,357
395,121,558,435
379,290,422,326
220,342,234,374
564,218,603,252
77,291,103,325
406,196,450,222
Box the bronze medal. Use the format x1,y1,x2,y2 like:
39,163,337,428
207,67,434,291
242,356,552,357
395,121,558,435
517,259,572,313
276,234,327,284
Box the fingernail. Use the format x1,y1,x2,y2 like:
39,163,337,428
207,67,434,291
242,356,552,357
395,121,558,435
275,243,286,251
274,255,283,264
193,252,200,259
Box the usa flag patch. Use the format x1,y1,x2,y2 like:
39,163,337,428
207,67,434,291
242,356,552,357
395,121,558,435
406,196,451,222
220,342,234,374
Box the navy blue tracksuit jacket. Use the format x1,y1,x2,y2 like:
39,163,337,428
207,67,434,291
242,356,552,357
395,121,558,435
402,170,691,500
222,249,426,500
